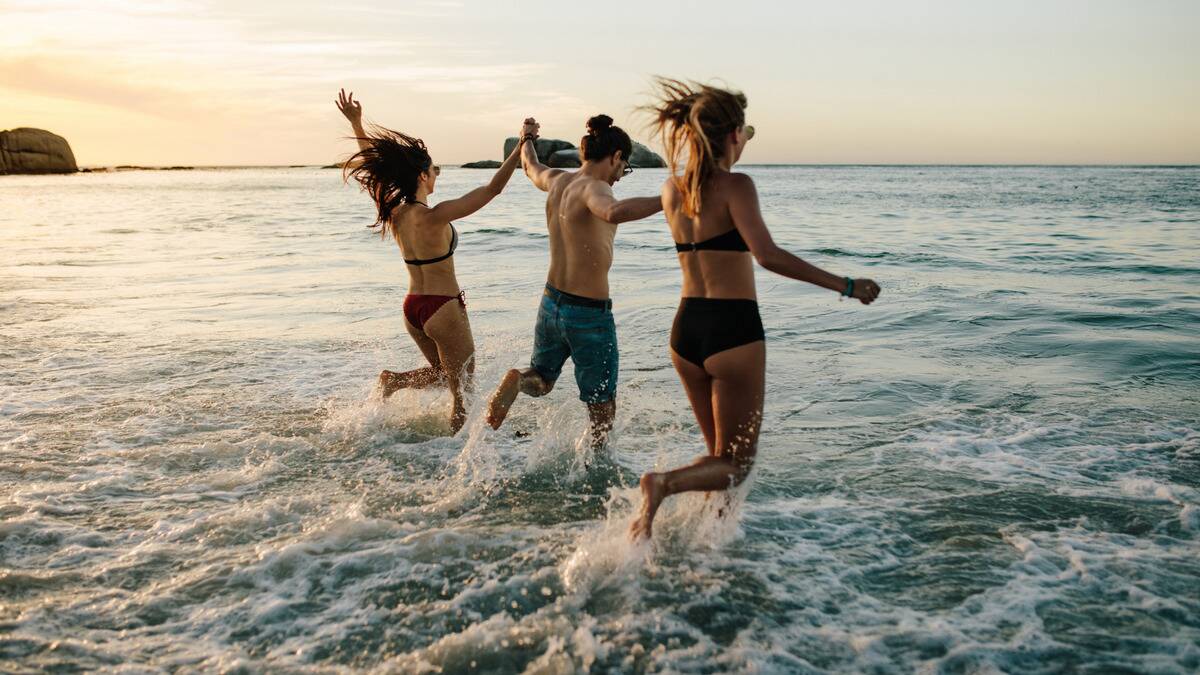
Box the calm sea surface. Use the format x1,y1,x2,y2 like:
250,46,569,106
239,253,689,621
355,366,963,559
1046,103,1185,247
2,166,1198,672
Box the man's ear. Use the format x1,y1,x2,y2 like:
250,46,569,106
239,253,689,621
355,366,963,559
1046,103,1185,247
612,151,624,165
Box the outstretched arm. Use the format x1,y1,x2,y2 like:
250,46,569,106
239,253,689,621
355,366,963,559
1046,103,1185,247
520,118,565,191
729,173,880,304
336,88,370,152
583,181,664,225
426,132,528,224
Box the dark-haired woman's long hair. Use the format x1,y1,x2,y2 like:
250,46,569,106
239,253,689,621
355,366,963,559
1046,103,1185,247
343,125,432,239
644,77,747,217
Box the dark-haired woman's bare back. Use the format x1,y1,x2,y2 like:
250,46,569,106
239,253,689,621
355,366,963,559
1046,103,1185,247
337,89,535,432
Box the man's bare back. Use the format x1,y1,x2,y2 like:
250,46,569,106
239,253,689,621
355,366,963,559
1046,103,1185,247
544,172,619,300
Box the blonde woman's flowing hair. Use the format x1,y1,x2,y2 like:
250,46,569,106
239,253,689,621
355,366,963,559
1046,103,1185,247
643,77,747,217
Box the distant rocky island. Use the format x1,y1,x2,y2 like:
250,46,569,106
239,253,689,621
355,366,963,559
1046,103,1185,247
461,137,666,169
0,128,207,174
82,165,195,173
0,128,77,174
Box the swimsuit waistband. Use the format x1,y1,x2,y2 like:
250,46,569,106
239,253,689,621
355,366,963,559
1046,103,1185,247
544,284,612,310
679,296,758,309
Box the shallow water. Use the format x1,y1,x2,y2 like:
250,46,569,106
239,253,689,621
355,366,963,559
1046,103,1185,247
2,165,1198,672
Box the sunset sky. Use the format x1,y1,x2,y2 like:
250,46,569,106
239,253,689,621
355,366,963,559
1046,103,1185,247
3,0,1197,166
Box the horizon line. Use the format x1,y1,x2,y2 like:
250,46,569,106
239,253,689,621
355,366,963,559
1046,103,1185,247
64,163,1200,170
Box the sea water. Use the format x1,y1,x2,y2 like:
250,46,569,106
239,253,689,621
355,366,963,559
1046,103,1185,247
1,166,1198,672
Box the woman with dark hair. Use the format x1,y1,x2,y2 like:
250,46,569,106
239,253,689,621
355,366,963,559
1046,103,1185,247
336,89,534,433
629,79,882,539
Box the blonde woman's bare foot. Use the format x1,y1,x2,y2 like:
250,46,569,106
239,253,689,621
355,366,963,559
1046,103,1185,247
629,472,666,541
486,369,521,429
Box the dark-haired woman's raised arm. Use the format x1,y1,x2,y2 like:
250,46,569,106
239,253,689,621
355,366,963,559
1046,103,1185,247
335,88,371,152
729,173,880,304
423,124,530,225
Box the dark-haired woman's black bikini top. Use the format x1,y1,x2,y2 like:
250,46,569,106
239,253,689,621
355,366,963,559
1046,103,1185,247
403,201,459,266
674,227,749,253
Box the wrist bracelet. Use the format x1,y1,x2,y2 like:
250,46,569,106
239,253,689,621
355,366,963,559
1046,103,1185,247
842,277,854,297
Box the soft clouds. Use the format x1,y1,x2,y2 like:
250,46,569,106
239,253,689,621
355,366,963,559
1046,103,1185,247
2,0,1197,165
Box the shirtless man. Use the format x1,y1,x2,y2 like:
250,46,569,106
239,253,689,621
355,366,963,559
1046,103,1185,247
486,115,663,447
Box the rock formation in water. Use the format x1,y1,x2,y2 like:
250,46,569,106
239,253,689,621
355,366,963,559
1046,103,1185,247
502,137,575,165
0,128,78,175
461,160,502,169
501,137,665,169
627,142,667,168
547,149,582,168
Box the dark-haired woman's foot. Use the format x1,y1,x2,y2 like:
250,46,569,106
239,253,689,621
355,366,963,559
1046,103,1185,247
379,370,402,398
629,472,666,541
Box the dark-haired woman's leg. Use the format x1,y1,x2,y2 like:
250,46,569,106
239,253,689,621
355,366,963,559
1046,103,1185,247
379,320,445,397
630,341,765,540
423,300,476,434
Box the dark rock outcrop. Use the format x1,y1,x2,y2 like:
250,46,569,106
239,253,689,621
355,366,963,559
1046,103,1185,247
503,137,576,165
501,137,665,169
0,128,78,175
629,142,666,168
547,149,582,168
462,160,502,169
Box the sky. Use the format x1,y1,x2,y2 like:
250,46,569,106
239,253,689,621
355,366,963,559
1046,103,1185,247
2,0,1198,166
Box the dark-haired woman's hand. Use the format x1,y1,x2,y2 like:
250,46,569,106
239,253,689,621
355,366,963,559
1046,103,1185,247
852,278,881,305
521,117,540,141
336,88,363,125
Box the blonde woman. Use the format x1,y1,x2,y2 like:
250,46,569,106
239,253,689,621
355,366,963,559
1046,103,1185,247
630,80,881,539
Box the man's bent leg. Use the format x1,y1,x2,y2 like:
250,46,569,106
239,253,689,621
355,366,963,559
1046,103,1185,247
487,368,554,430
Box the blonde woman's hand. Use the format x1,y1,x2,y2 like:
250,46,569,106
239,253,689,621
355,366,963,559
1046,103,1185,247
852,278,881,305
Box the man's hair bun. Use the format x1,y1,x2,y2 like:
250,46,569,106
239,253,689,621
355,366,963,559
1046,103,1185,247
586,114,614,134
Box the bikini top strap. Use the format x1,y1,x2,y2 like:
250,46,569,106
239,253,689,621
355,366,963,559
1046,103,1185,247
403,223,458,266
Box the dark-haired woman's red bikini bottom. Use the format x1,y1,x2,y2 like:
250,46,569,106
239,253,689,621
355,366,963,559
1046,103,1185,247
403,291,466,331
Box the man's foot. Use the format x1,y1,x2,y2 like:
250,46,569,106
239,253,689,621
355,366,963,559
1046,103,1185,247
450,403,467,435
486,369,521,430
629,472,667,541
379,370,402,398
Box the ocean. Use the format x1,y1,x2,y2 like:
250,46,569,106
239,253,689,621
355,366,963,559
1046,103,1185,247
2,165,1198,672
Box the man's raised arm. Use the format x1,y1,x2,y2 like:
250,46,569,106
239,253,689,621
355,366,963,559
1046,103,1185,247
520,117,564,192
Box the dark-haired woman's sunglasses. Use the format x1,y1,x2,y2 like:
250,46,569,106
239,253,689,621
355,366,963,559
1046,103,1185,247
622,163,633,176
432,165,441,176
